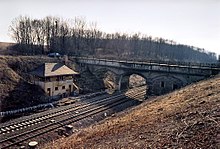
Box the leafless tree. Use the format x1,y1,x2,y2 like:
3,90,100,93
9,15,217,62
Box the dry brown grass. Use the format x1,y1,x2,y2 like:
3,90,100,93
43,75,220,149
0,55,62,112
0,42,14,49
0,42,16,55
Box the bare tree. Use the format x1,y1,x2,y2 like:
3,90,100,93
9,15,217,62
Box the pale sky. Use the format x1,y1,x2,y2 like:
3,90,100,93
0,0,219,55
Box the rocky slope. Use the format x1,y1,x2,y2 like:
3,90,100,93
44,75,220,149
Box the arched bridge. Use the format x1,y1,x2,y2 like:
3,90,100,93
75,57,220,95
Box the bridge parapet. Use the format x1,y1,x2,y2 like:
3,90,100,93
74,57,219,95
75,57,219,68
76,57,220,76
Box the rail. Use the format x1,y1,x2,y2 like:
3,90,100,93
0,91,106,117
0,86,146,148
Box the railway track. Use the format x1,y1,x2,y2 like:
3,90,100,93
0,93,114,136
0,86,147,148
0,91,107,128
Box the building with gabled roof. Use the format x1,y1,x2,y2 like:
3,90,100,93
31,63,79,98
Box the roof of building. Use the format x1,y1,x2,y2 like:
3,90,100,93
30,63,78,77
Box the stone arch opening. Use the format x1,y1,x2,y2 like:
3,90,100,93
119,72,147,90
92,68,119,92
150,75,186,95
119,72,149,100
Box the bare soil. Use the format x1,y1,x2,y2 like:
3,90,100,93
43,75,220,149
0,55,62,113
0,55,107,115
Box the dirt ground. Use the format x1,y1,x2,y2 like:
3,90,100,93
43,75,220,149
0,55,108,113
0,55,62,112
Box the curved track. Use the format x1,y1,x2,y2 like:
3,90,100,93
0,86,146,148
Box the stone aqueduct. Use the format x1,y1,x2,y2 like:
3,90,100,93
74,57,220,95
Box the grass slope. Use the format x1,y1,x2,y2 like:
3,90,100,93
0,56,61,112
44,75,220,149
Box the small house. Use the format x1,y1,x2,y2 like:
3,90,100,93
31,63,78,98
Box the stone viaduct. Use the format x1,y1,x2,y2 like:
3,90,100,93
74,57,220,95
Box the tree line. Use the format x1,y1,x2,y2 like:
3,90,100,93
10,16,217,63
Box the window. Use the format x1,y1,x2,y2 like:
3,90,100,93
55,87,58,90
66,75,72,80
161,81,165,88
47,88,50,91
60,76,63,81
56,76,64,81
62,86,65,89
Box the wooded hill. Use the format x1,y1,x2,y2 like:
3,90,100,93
10,16,217,63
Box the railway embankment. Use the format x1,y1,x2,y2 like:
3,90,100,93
0,55,62,113
44,75,220,149
0,55,105,113
0,87,145,148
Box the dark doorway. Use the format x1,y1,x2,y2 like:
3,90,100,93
161,81,165,88
47,88,51,96
69,85,72,94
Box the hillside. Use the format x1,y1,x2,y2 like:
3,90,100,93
0,55,106,113
44,75,220,149
0,42,16,55
9,16,217,63
0,56,62,113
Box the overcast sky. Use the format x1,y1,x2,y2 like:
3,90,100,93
0,0,219,55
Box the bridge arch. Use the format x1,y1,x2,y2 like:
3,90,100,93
119,71,146,83
149,74,188,95
118,72,188,96
118,72,150,95
89,67,120,91
76,57,219,96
